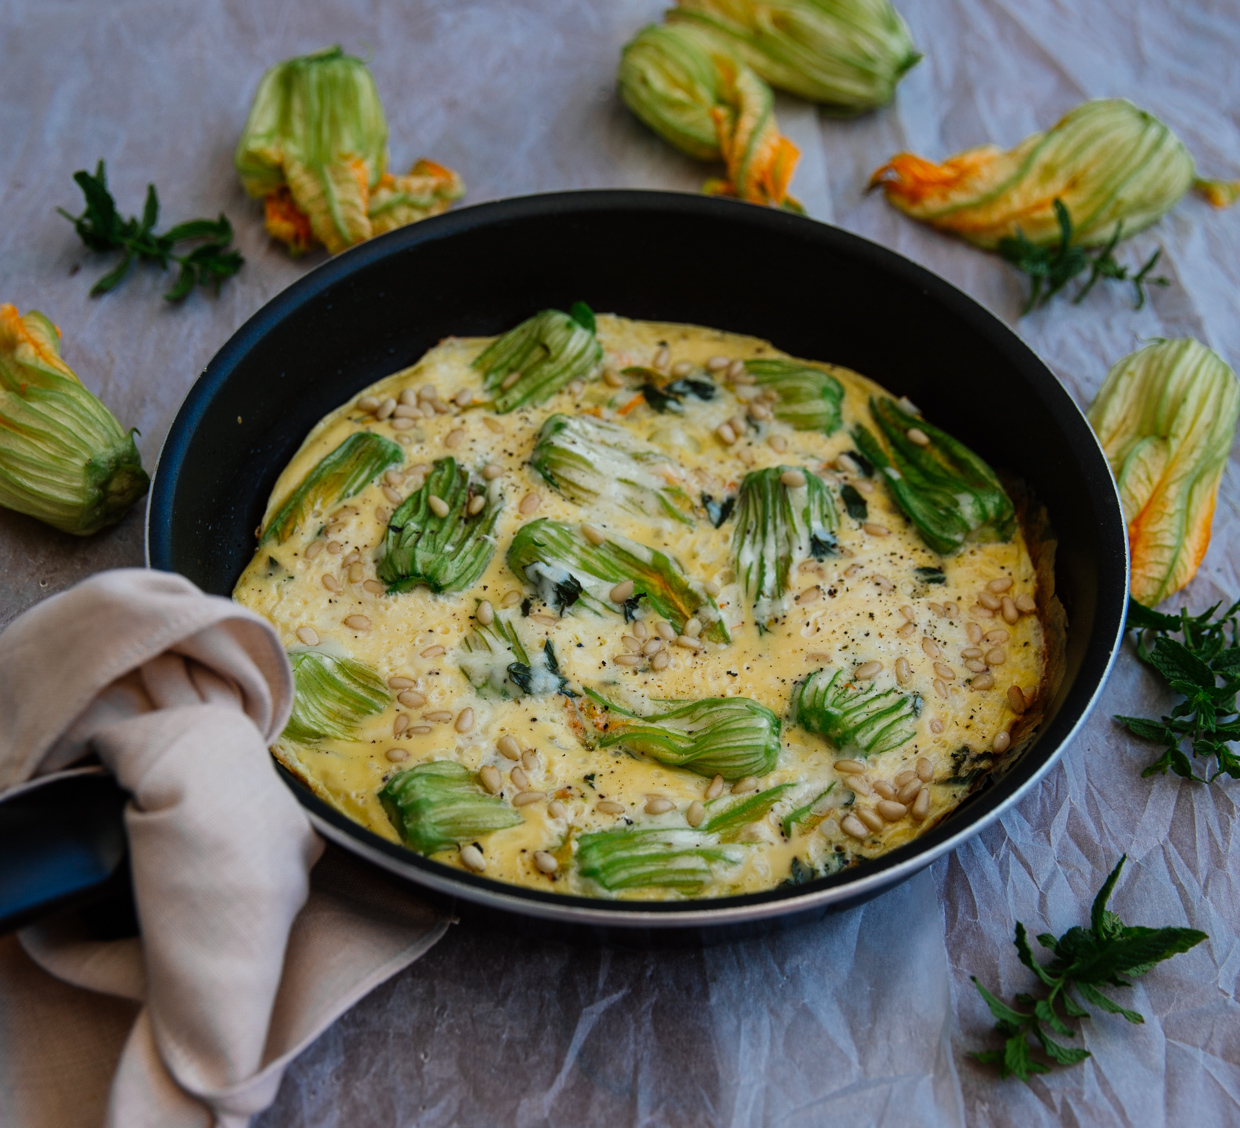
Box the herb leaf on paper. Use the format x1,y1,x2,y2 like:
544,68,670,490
59,161,244,301
997,199,1168,314
1115,595,1240,782
971,855,1207,1081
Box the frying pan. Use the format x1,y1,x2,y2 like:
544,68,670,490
3,191,1130,943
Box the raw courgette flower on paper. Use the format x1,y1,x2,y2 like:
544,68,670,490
380,761,521,856
235,46,463,255
869,99,1236,250
0,305,148,535
1087,339,1240,607
618,22,801,209
667,0,920,112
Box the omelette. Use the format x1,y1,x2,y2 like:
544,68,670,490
233,308,1056,900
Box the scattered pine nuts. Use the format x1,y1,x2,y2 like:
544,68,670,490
911,788,931,821
687,800,706,827
511,766,529,791
900,606,916,622
376,397,396,420
971,605,995,619
653,346,670,370
424,710,453,723
834,759,865,774
394,714,410,736
296,626,319,646
483,417,504,434
906,427,930,446
726,359,747,381
780,468,807,488
1001,596,1020,623
656,621,677,641
467,495,486,516
322,574,342,593
1015,593,1036,614
348,563,365,583
642,639,664,656
610,580,636,603
966,623,983,644
1007,686,1027,713
455,708,475,733
856,807,885,832
477,600,495,626
514,790,546,807
327,541,343,554
705,775,725,800
358,395,380,412
520,492,541,515
769,434,788,453
597,799,625,815
877,800,907,821
480,766,502,794
922,637,941,659
460,845,486,872
988,577,1013,593
965,659,987,673
428,495,450,518
985,629,1010,644
972,672,995,690
521,749,539,771
848,775,873,796
385,747,409,763
671,360,693,377
993,730,1012,754
934,661,956,681
409,724,433,735
363,579,386,594
603,367,625,387
855,660,882,680
502,591,523,607
934,678,948,699
894,770,916,788
986,647,1007,665
398,690,427,708
916,757,933,782
651,650,671,671
548,801,566,819
482,463,504,480
533,851,559,874
895,657,912,685
707,355,729,371
731,776,759,794
389,675,415,689
929,718,944,733
841,814,869,840
305,540,324,560
716,422,737,445
344,614,371,631
582,523,606,546
621,635,642,653
683,617,703,637
864,523,890,537
645,796,675,815
676,635,703,651
421,645,446,658
897,779,921,804
873,781,897,800
613,653,642,667
497,735,521,760
978,591,1001,610
898,621,917,639
501,371,522,390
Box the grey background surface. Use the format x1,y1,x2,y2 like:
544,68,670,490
1,1,1237,1124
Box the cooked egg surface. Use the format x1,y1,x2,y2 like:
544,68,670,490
233,315,1046,900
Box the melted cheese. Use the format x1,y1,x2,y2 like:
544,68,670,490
233,315,1045,899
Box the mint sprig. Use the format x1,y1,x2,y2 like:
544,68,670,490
1115,596,1240,782
972,855,1207,1081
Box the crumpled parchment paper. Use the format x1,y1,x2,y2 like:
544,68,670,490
0,1,1236,1125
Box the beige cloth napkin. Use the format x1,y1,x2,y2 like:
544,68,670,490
0,569,450,1128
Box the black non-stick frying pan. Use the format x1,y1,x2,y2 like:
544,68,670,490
2,191,1129,943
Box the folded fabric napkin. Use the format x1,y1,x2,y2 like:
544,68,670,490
0,569,449,1128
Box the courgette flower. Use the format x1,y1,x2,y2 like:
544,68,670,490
1087,339,1240,607
0,305,147,535
667,0,920,112
618,23,801,209
235,46,463,255
870,99,1234,250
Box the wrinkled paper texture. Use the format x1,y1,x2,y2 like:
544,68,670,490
0,1,1236,1125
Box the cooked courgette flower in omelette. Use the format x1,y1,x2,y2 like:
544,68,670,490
870,99,1237,250
235,46,463,256
234,308,1058,900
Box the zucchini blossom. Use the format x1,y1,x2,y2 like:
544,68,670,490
1087,339,1240,607
586,689,782,779
508,518,729,642
0,305,147,535
235,46,463,255
742,359,844,433
576,827,742,893
732,465,838,624
531,412,696,525
261,431,403,544
869,99,1236,250
618,23,801,209
378,458,504,593
472,304,603,414
380,761,522,856
790,666,920,756
283,651,389,743
668,0,920,112
853,398,1014,556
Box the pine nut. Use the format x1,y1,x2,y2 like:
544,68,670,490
1002,596,1020,623
911,788,931,821
978,591,1001,610
424,710,453,723
418,385,438,401
855,660,882,679
961,647,982,659
900,606,916,622
873,574,894,592
497,735,521,760
676,635,703,650
363,579,385,594
897,779,921,804
988,577,1013,593
1008,686,1027,713
327,540,343,554
929,718,944,733
376,397,396,420
613,654,642,667
966,622,983,644
856,807,885,832
513,790,546,807
934,662,956,680
305,540,324,561
894,770,916,788
296,626,319,646
344,615,371,631
687,800,706,827
922,637,940,659
841,814,869,839
510,766,530,791
684,617,703,637
645,796,675,814
348,563,364,583
358,395,380,412
533,851,559,874
768,434,788,453
985,629,1010,644
633,621,649,639
796,585,821,605
622,635,642,653
716,422,737,445
482,463,504,480
501,371,522,390
731,776,759,794
972,672,995,690
898,622,917,639
394,714,410,736
965,659,987,673
707,355,729,371
670,360,693,378
428,495,449,517
934,678,948,698
917,757,933,782
421,645,446,658
873,781,897,800
389,675,415,689
385,747,409,763
597,800,625,815
971,605,995,619
642,639,663,656
398,690,427,708
582,523,606,546
846,564,865,579
945,601,961,619
455,708,475,733
548,801,566,819
834,759,865,775
854,479,874,493
726,359,747,381
322,574,341,593
706,775,725,800
467,495,486,516
993,730,1012,754
864,523,890,537
895,656,911,685
610,580,635,602
780,469,807,488
409,724,433,734
907,427,930,446
986,647,1007,665
704,579,722,596
653,347,670,370
877,799,907,821
651,650,671,671
1022,687,1037,706
1015,593,1036,614
848,775,872,796
475,600,495,627
520,492,541,515
656,622,676,641
480,766,502,794
342,550,360,565
460,845,486,872
503,591,523,607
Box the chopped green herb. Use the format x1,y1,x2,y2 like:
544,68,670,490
840,483,868,521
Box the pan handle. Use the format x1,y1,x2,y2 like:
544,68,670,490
0,772,134,936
